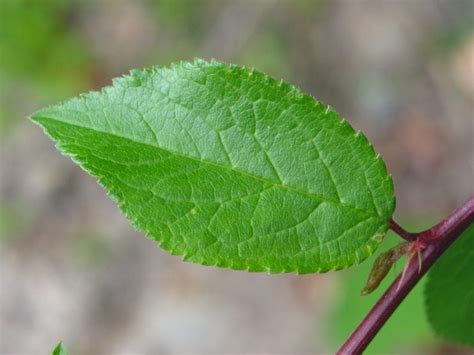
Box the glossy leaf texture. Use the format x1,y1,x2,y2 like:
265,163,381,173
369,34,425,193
424,224,474,347
31,59,395,273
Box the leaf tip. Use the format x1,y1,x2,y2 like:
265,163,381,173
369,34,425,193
51,341,67,355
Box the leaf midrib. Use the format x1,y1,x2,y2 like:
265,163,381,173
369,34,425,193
33,114,384,219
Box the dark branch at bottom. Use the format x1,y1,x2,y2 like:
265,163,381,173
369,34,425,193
337,195,474,355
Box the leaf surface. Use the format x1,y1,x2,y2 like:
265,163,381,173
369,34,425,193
31,60,395,273
51,342,67,355
425,224,474,347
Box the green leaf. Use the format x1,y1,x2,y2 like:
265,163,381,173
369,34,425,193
51,341,67,355
30,59,395,273
425,224,474,347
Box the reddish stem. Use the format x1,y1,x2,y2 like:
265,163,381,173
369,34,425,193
337,195,474,355
389,218,416,241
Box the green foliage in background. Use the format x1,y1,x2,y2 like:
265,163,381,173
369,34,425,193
0,0,90,133
70,232,111,266
239,32,289,80
31,60,395,274
425,224,474,347
0,204,29,243
0,0,89,89
152,0,213,33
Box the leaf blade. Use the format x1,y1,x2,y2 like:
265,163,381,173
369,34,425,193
51,342,68,355
31,59,395,273
424,224,474,347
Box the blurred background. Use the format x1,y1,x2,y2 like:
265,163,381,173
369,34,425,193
0,0,473,354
